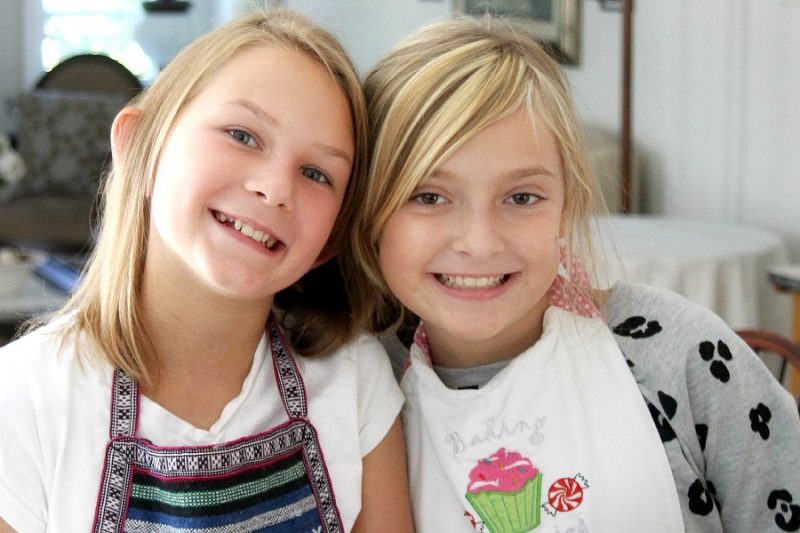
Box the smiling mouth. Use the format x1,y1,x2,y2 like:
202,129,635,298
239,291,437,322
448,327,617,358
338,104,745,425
212,210,283,250
434,274,509,289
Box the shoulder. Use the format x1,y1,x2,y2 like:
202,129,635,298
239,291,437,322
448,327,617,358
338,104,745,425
602,281,778,392
0,320,70,387
602,281,799,453
313,331,392,367
603,282,738,367
298,331,398,389
603,281,728,333
604,279,767,356
300,332,403,455
0,316,111,412
601,281,794,452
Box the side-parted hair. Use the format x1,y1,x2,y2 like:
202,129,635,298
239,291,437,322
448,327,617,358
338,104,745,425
39,8,368,386
346,17,601,333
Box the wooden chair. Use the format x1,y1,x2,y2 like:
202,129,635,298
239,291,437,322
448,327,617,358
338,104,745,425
36,53,142,96
736,328,800,414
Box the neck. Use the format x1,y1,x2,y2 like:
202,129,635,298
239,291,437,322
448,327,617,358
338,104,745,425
139,256,272,429
425,301,549,369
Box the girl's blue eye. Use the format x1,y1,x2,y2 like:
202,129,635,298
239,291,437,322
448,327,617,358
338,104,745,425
506,192,540,205
302,167,330,185
228,129,256,147
412,192,445,205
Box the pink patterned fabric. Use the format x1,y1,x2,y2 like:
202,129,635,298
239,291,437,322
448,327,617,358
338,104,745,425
412,323,433,368
547,245,602,320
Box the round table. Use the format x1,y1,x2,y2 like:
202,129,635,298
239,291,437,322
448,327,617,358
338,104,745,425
594,215,791,335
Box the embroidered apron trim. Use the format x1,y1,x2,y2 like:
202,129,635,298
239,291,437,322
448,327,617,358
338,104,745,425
269,318,307,420
109,366,138,439
92,316,343,533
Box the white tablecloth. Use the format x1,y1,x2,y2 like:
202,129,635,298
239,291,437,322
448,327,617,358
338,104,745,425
595,215,791,335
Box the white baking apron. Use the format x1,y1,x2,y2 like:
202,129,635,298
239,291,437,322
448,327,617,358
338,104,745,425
402,306,685,533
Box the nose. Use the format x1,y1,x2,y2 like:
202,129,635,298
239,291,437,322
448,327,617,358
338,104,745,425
245,159,295,209
450,206,505,257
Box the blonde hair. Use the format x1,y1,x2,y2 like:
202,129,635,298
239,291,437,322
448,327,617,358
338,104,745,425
38,8,368,386
346,17,600,333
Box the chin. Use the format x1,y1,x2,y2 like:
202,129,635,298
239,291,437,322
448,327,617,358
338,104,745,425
204,274,273,303
432,318,509,343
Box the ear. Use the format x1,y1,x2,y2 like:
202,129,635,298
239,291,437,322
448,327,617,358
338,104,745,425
110,106,142,161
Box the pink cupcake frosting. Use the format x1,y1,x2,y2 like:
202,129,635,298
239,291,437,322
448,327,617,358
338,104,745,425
467,448,540,494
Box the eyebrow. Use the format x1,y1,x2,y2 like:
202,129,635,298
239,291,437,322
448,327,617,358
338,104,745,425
227,98,278,126
432,166,558,181
225,98,353,166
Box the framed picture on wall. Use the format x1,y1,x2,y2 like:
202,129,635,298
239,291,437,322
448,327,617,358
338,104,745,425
452,0,581,65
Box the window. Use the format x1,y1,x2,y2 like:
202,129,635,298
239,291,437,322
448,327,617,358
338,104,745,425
41,0,157,84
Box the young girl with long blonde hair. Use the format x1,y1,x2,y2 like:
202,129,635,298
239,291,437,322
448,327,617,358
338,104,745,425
349,17,800,533
0,9,412,532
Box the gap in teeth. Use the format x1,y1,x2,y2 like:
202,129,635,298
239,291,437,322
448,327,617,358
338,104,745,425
437,274,506,289
214,211,277,249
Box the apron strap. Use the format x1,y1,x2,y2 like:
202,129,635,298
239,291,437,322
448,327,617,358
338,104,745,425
109,369,138,438
268,314,308,419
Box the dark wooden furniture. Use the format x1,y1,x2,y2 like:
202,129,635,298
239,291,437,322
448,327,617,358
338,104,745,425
736,328,800,414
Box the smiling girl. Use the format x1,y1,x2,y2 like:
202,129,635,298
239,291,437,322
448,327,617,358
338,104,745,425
349,17,800,533
0,9,411,532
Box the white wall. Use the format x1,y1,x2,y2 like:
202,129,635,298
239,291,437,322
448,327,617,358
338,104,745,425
740,1,800,257
628,0,800,259
283,0,451,74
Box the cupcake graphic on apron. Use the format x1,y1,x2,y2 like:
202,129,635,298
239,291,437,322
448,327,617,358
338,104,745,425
465,448,543,533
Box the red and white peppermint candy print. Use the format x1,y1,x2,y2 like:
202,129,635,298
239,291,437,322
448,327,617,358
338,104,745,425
548,476,584,512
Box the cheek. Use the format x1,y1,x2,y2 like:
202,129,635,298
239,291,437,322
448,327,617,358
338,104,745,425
378,216,415,284
522,221,562,275
377,226,400,278
304,194,345,245
378,241,416,313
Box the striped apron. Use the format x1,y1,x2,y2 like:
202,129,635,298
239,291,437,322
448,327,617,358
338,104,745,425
92,317,343,532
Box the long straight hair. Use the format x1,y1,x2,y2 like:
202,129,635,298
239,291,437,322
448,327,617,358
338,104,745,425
31,8,368,387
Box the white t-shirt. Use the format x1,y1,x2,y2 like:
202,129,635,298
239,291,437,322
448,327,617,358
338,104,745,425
0,319,404,532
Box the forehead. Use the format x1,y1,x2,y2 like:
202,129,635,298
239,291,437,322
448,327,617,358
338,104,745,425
182,45,354,152
196,45,335,100
434,107,563,178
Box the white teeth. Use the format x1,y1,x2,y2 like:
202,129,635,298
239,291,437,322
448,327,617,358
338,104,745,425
438,274,505,289
214,211,277,249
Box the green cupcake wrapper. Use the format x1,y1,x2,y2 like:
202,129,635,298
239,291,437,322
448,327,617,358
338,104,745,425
465,473,543,533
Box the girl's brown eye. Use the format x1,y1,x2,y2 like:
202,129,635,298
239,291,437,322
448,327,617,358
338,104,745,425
413,192,443,205
506,192,540,205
